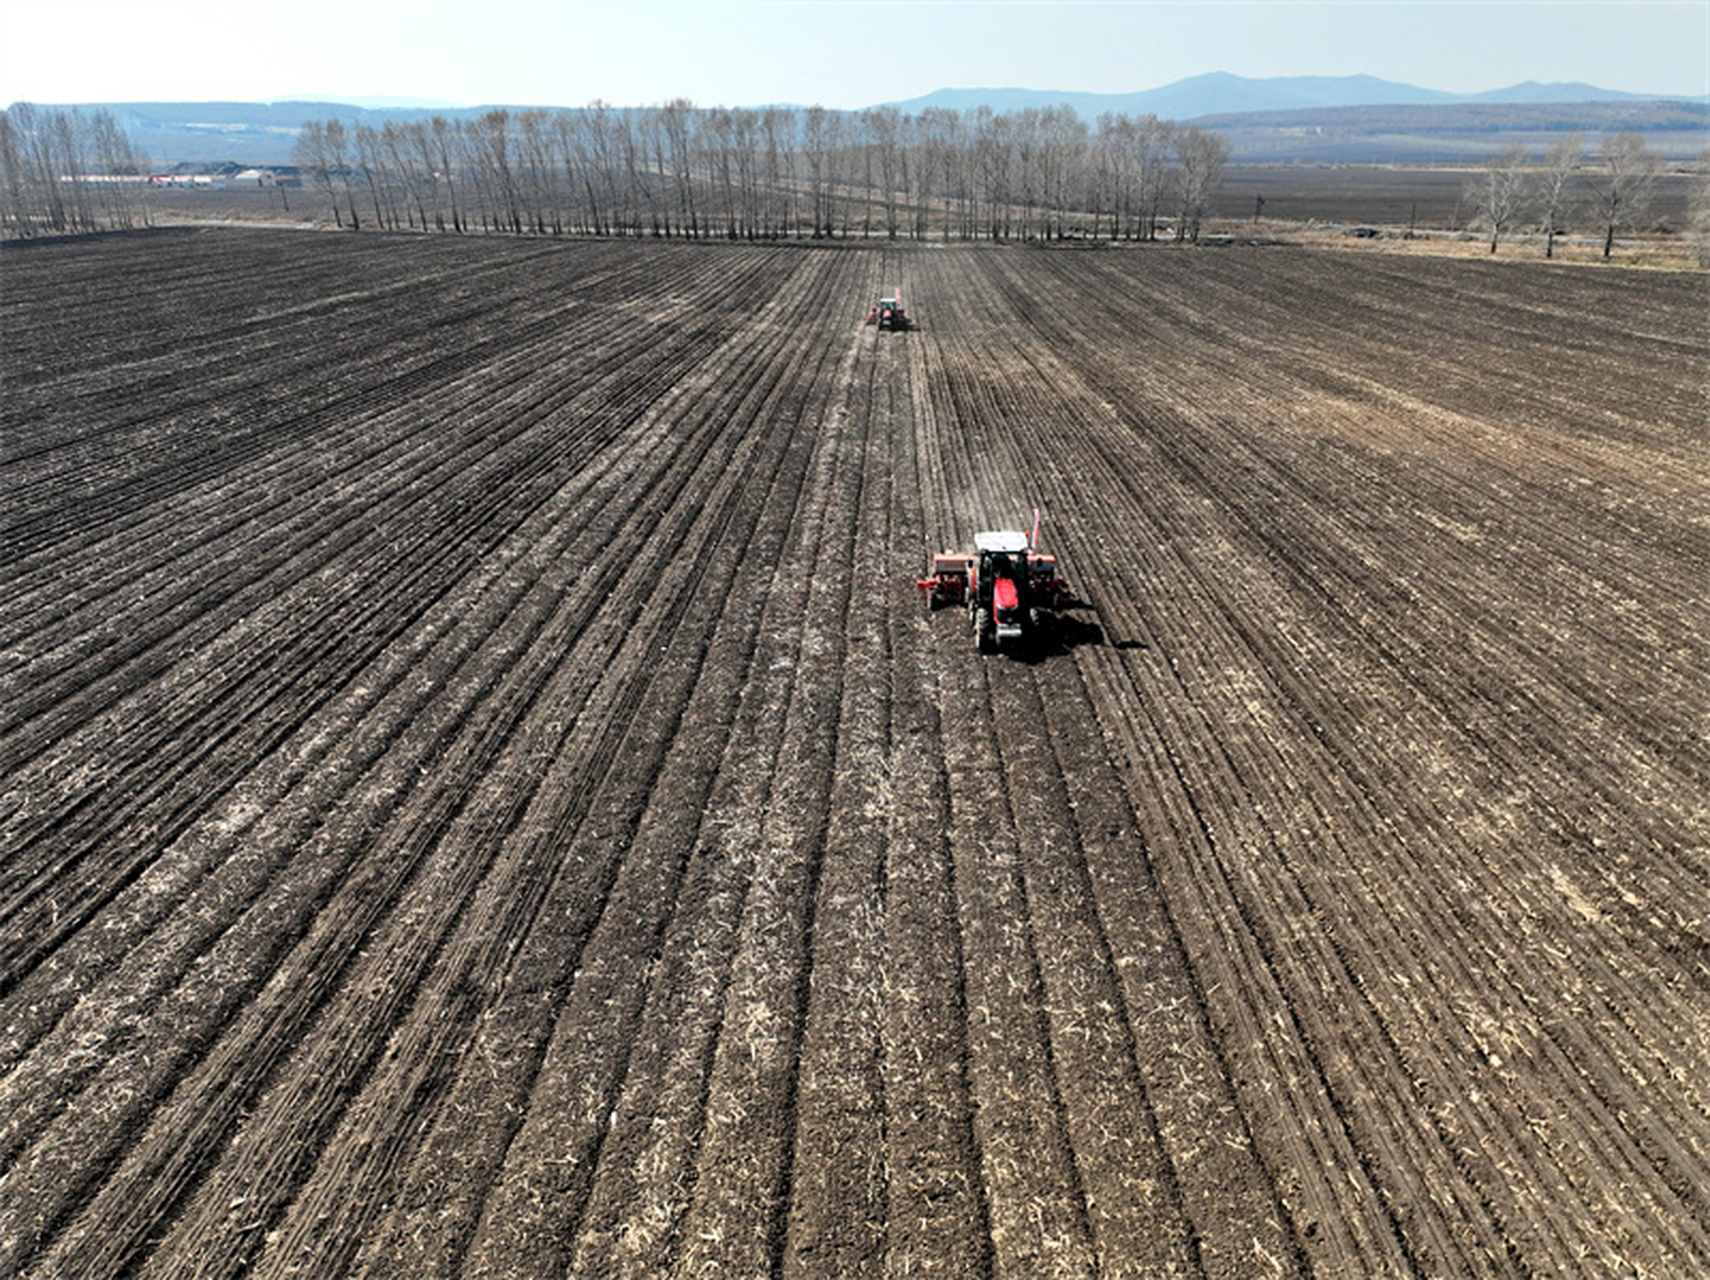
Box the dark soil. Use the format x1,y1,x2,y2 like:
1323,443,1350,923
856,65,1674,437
2,227,1706,1277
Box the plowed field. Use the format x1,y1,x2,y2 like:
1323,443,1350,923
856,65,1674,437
2,228,1706,1278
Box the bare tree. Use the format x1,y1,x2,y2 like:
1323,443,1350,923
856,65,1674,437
471,109,521,233
1135,115,1174,240
91,107,147,230
1174,126,1228,243
426,116,464,233
1093,112,1131,240
851,110,876,238
325,118,362,230
269,100,1684,250
51,110,96,232
826,108,862,238
703,108,749,238
1690,146,1710,268
588,103,633,235
633,106,672,236
659,99,700,238
514,108,556,234
759,107,794,238
381,121,428,230
353,124,394,230
973,107,1014,240
1036,104,1086,239
295,118,359,229
1012,107,1044,238
801,105,834,238
1585,130,1659,258
0,109,28,236
910,107,950,240
293,120,331,223
1534,133,1581,259
552,110,596,233
0,103,69,234
1468,143,1529,253
862,106,906,238
726,108,762,238
1100,111,1162,241
454,118,496,231
622,108,665,236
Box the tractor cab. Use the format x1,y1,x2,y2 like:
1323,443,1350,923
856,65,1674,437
973,531,1032,650
867,290,908,330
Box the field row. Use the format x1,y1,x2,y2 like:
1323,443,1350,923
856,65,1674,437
1,229,1706,1277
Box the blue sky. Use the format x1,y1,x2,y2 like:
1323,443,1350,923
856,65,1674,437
2,0,1705,109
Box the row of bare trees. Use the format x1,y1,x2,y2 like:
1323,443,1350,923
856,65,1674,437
1466,131,1671,258
0,104,151,238
4,99,1697,259
292,102,1230,243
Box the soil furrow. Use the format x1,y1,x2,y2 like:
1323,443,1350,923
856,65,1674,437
3,232,1705,1277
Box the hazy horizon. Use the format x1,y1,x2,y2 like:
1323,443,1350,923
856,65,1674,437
2,1,1705,113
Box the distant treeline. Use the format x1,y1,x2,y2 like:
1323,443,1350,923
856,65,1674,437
0,104,150,237
2,100,1703,255
0,100,1233,243
286,103,1233,243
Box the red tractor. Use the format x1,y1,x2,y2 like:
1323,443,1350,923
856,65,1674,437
915,514,1071,653
865,289,909,331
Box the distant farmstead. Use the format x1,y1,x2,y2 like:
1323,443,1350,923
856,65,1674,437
146,163,301,188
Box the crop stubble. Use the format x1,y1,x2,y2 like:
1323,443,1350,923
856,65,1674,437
1,227,1705,1277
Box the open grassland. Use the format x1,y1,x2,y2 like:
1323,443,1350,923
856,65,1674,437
2,228,1706,1277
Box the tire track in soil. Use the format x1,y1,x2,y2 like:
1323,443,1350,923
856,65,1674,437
980,256,1492,1273
916,248,1423,1276
1034,251,1710,1269
933,631,1098,1278
6,384,728,1271
449,249,867,1278
859,306,996,1279
634,299,868,1279
0,242,769,1059
0,302,716,1082
991,256,1539,1271
0,237,817,1271
1039,653,1290,1279
331,259,855,1279
223,284,840,1277
985,658,1197,1277
905,245,1303,1277
0,238,690,718
909,256,1106,1278
963,247,1709,1274
0,245,738,956
776,309,901,1275
135,271,832,1278
3,233,1706,1278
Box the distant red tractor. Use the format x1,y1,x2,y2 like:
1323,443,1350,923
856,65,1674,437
916,514,1071,653
865,289,909,331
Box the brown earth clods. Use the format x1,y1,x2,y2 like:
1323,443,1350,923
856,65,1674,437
1,227,1707,1278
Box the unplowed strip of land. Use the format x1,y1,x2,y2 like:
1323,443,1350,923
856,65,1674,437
1,227,1705,1278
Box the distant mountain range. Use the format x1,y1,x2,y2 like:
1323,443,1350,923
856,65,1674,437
880,71,1702,120
20,72,1708,166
